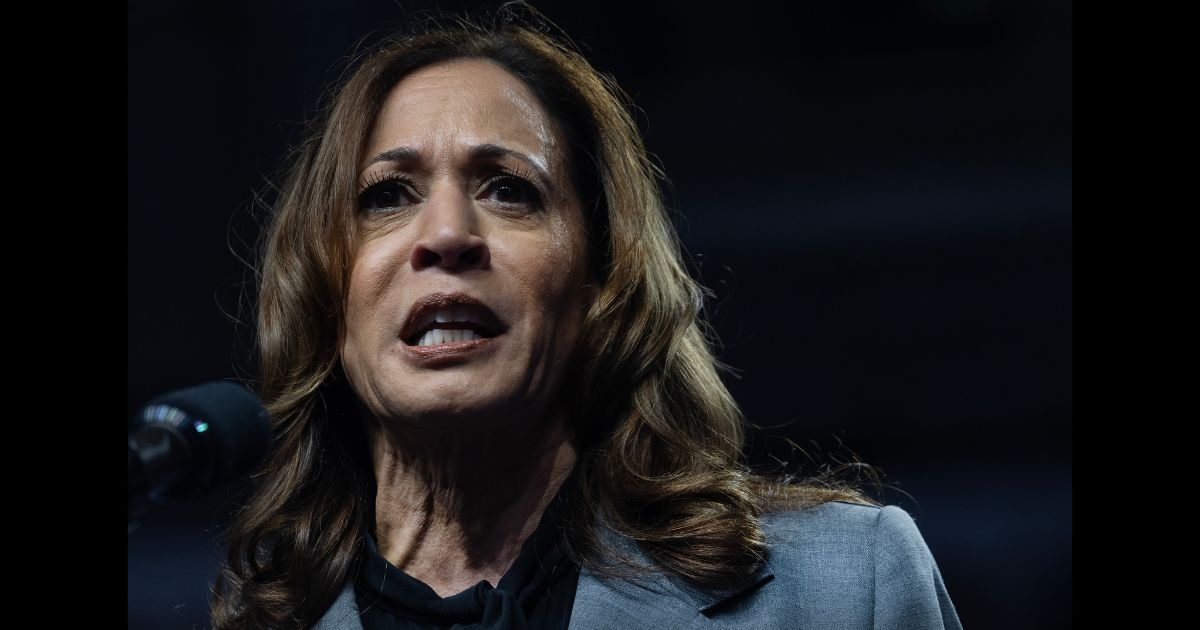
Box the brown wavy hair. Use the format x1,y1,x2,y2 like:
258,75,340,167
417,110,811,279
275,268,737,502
211,5,874,628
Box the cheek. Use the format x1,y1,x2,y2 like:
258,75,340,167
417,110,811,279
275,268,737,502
523,216,589,324
341,243,405,358
341,267,372,355
491,225,584,340
338,270,370,388
347,242,407,316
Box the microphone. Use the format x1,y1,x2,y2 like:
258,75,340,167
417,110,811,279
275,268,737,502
128,381,271,525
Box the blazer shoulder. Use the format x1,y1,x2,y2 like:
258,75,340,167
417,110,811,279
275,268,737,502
760,501,936,558
757,502,963,630
761,500,884,536
759,500,887,561
869,506,963,630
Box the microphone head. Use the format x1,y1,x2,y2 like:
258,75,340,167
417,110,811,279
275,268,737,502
137,380,271,501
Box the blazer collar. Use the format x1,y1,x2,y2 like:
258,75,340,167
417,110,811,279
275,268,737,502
314,520,777,630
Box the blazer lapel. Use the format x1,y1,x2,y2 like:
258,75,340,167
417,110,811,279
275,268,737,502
313,580,363,630
568,525,775,629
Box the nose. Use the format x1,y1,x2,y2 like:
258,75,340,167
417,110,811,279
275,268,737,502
409,185,490,272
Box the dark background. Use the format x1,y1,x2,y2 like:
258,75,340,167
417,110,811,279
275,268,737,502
128,0,1071,627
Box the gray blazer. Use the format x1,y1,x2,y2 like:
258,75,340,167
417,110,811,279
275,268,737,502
315,501,963,629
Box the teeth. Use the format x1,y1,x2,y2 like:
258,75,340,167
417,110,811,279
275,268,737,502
418,307,486,331
415,328,484,347
410,305,494,346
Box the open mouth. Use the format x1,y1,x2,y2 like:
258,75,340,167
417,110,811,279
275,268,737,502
400,294,505,348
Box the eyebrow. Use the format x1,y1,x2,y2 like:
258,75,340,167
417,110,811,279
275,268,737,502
361,143,553,186
363,146,421,167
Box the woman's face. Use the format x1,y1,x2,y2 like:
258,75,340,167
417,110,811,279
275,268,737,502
340,58,592,431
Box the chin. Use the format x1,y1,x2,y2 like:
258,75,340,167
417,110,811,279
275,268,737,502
385,391,513,426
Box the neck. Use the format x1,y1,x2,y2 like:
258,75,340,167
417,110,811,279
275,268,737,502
367,412,577,597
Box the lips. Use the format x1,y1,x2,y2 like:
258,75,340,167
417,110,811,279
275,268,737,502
399,292,507,346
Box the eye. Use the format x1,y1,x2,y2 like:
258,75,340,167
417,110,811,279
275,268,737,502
358,178,415,212
481,176,540,207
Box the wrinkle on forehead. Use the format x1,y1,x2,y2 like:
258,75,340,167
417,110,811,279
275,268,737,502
363,59,562,181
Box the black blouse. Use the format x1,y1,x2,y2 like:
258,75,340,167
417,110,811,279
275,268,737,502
354,487,580,630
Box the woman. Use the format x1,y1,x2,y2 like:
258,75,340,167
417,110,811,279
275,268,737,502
212,6,962,629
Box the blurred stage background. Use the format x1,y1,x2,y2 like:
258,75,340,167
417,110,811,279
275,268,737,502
128,1,1071,627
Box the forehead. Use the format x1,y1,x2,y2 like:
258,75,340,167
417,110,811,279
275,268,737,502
363,58,560,169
